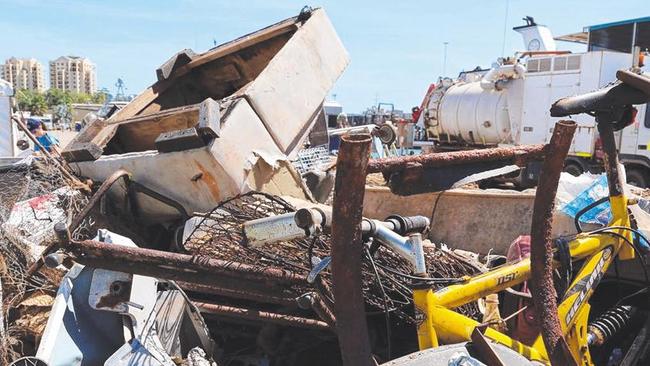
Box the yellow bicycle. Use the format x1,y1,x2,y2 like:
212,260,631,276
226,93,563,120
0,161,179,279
391,70,650,365
300,70,650,366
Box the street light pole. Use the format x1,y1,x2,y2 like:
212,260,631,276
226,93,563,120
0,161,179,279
442,42,449,77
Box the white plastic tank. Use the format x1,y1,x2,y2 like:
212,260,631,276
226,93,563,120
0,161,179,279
436,81,512,145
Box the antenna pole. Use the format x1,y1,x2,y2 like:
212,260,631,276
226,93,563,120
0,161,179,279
501,0,510,56
442,42,449,76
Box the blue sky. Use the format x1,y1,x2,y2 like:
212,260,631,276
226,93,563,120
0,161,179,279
1,0,646,112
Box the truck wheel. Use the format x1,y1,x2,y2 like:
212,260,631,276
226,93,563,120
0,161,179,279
626,169,648,188
564,162,583,177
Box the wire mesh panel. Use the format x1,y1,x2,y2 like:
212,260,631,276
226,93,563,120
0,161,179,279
291,146,334,175
182,192,482,325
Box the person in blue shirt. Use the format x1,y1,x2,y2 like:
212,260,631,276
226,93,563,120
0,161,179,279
27,119,61,156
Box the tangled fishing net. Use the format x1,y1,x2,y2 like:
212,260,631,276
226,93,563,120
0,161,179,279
0,156,91,362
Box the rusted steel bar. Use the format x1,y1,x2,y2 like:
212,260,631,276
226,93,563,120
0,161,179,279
178,281,297,306
330,134,374,366
70,169,132,230
598,122,624,197
65,238,305,284
194,301,331,331
307,292,336,328
529,120,577,366
12,116,86,188
27,170,131,279
367,144,546,174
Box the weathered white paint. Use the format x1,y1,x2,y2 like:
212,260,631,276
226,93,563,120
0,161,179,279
73,9,348,220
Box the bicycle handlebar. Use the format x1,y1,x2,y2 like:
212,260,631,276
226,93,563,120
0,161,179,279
550,70,650,130
550,83,649,117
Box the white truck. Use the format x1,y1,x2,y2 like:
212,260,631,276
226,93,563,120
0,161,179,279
417,16,650,187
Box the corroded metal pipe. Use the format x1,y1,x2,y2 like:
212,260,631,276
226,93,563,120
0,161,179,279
598,122,624,197
178,281,297,307
330,134,374,366
194,301,331,331
529,120,577,366
65,238,305,284
312,292,337,328
27,169,132,279
12,115,85,188
70,169,132,230
367,144,545,174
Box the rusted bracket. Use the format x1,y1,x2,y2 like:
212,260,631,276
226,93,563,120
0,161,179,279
529,120,578,366
471,326,505,366
330,134,374,366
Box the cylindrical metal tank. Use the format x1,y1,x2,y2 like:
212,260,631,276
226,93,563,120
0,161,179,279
436,81,512,145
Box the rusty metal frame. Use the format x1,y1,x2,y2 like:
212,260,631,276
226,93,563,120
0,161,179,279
528,120,577,366
326,130,565,365
330,134,374,366
194,301,331,331
26,169,132,278
29,169,190,279
45,131,555,365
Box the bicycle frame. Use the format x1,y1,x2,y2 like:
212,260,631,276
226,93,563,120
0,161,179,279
412,122,636,365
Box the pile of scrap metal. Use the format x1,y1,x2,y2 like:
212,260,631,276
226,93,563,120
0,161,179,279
44,188,486,365
0,7,523,366
0,7,494,366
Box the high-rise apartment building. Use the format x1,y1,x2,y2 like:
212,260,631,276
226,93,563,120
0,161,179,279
1,57,45,91
49,56,97,94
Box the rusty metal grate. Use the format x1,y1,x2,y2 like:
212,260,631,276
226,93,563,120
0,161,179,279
182,192,482,324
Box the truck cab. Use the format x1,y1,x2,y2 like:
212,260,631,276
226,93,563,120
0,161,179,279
556,17,650,186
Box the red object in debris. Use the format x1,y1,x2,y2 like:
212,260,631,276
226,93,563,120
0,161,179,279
506,235,540,346
411,106,422,122
28,194,55,210
412,83,436,122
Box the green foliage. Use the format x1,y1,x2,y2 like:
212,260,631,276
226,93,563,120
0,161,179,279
45,88,72,107
15,89,47,115
16,88,108,116
91,91,108,104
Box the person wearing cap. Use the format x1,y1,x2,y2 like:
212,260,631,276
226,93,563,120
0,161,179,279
27,119,61,156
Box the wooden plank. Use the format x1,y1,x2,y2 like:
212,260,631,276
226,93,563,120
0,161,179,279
61,14,299,162
117,109,200,151
61,119,108,161
176,21,298,77
111,98,220,152
119,18,297,119
107,102,202,126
